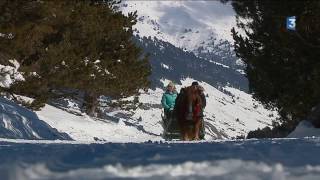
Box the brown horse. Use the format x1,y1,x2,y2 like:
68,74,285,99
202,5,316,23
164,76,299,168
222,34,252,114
175,85,203,140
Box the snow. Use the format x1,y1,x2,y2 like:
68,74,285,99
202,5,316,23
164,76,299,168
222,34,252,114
0,59,24,88
160,63,170,70
288,121,320,138
236,69,246,75
0,1,319,179
1,138,320,180
0,58,278,142
209,60,230,68
0,97,70,140
236,58,245,66
12,76,276,141
158,78,279,139
13,160,316,180
36,103,162,142
0,75,278,142
121,1,239,53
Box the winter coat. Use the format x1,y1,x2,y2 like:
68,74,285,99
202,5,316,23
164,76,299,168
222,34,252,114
161,90,178,111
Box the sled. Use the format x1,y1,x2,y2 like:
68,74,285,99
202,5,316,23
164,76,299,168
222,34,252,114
161,110,181,140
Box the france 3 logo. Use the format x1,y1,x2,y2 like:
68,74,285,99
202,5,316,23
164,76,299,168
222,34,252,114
286,16,296,31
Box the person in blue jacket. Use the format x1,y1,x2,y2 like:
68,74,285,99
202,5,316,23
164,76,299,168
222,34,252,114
161,82,178,119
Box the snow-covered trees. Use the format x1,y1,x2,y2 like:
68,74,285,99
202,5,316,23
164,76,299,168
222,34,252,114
0,0,151,116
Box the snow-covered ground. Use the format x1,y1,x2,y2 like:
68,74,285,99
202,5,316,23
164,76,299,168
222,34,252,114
1,137,320,180
36,101,162,142
0,77,279,142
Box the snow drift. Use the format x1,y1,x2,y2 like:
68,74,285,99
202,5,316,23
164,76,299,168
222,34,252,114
1,138,320,180
0,97,71,140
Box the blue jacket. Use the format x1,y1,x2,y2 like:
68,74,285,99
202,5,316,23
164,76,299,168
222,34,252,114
161,90,177,111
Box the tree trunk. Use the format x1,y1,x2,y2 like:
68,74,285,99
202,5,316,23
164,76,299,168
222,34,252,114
84,92,98,117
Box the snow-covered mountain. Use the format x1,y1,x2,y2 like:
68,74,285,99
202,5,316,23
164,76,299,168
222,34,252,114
134,36,248,90
121,1,236,50
121,0,244,70
121,0,248,91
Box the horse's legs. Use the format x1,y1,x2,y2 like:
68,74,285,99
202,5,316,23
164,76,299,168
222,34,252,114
182,126,187,141
194,118,201,140
185,126,192,141
181,124,193,141
179,122,187,141
186,126,192,141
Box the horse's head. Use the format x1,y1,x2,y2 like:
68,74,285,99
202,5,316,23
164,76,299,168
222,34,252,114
175,86,202,119
176,85,203,140
185,86,202,117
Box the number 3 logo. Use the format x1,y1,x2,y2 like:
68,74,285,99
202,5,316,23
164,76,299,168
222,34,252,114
286,16,296,31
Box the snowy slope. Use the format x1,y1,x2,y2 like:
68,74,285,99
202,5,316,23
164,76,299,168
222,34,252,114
134,36,248,90
36,101,162,142
119,1,279,139
0,59,272,141
0,97,71,140
0,77,278,141
133,78,278,139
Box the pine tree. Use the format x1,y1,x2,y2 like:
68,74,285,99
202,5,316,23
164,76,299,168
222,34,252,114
0,0,151,115
231,0,320,135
